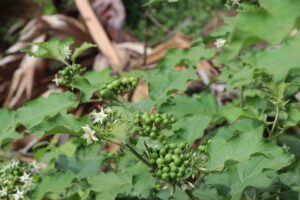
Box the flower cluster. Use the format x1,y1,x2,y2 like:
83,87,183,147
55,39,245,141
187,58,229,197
0,160,39,200
81,107,116,145
53,64,85,87
99,77,138,99
134,112,176,139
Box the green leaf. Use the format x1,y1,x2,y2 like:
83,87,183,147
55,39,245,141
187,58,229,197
32,171,75,200
279,161,300,192
28,113,90,137
157,43,215,71
206,152,293,200
90,173,132,200
174,114,211,144
204,120,294,171
71,69,113,102
56,154,101,179
160,93,219,118
279,134,300,157
111,122,128,143
220,0,300,60
16,92,78,129
193,185,224,200
255,35,300,82
219,62,254,91
71,42,96,63
0,109,21,146
23,38,74,63
284,105,300,128
221,104,266,123
129,162,156,198
145,68,197,105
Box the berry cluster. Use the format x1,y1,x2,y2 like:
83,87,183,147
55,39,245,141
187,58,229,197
0,160,39,199
54,64,85,86
134,112,176,139
148,143,195,182
99,77,138,99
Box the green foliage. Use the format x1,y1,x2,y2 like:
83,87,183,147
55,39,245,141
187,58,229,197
2,1,300,199
15,92,78,129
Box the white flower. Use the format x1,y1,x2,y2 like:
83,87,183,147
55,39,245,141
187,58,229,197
64,46,71,59
53,74,62,86
20,173,32,184
0,188,8,197
13,189,24,200
91,108,108,124
214,38,226,49
30,161,39,173
81,126,98,145
8,160,19,169
32,45,39,53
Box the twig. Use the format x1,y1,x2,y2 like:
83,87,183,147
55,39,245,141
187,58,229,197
148,14,170,33
74,0,122,70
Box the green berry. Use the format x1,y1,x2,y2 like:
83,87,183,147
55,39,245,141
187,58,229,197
174,148,181,154
170,166,177,172
154,117,162,124
150,132,157,139
170,117,176,123
156,157,164,165
151,152,159,159
169,143,177,149
162,173,169,180
179,166,185,173
174,158,182,166
177,172,184,178
170,172,177,179
121,77,129,84
163,167,170,173
163,119,169,125
164,154,173,163
160,148,167,156
151,126,158,132
148,160,155,166
171,154,180,161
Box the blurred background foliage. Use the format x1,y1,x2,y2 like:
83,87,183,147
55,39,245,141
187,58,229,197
0,0,225,50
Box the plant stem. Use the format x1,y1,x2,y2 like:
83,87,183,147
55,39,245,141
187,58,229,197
125,144,152,167
101,137,151,167
84,99,102,103
60,59,71,67
270,106,279,137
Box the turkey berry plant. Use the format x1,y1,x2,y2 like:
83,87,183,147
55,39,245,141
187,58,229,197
1,0,300,199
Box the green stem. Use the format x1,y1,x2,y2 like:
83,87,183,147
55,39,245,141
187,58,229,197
101,137,151,167
84,99,102,104
60,59,71,67
125,144,152,167
270,106,279,137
